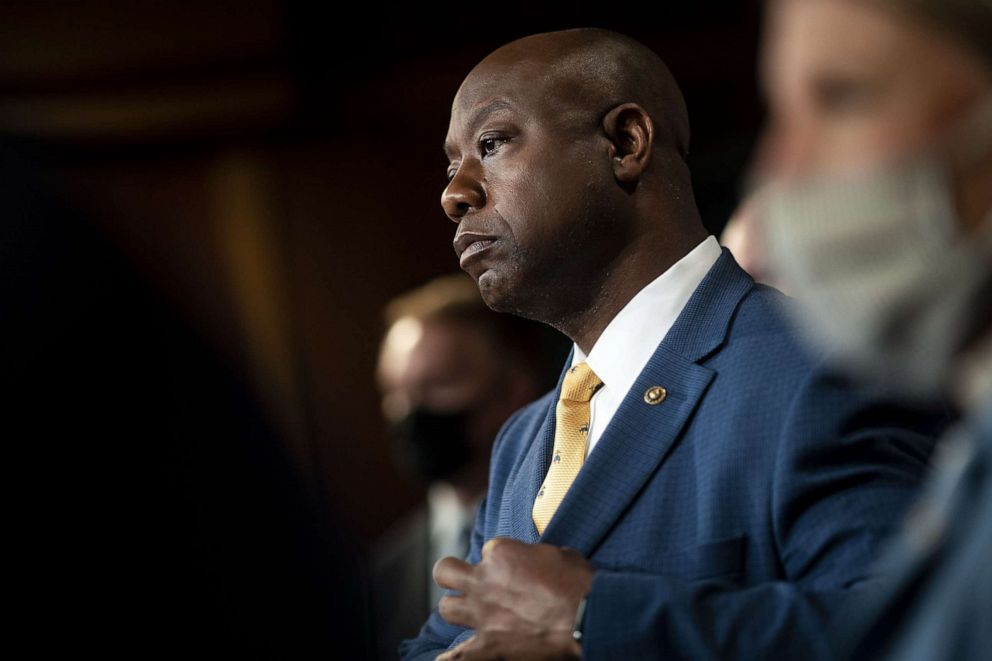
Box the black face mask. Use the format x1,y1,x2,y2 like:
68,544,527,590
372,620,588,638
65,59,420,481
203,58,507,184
389,407,474,482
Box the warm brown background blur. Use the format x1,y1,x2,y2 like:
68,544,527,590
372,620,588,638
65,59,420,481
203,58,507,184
0,1,762,548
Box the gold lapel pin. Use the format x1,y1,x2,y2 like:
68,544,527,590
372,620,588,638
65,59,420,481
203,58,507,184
643,386,667,405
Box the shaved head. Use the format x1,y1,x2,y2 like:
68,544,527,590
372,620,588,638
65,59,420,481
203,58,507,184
456,28,691,164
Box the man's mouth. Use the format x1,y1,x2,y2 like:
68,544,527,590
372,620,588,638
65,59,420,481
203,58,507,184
461,238,494,260
453,232,498,267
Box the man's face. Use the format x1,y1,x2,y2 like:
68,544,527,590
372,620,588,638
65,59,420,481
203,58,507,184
441,55,625,317
759,0,991,180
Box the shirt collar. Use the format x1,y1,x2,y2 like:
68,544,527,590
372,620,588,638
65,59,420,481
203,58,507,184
571,235,722,393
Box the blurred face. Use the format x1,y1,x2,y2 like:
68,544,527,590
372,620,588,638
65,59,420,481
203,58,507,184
760,0,992,226
441,53,626,318
378,317,531,458
378,317,498,425
752,0,992,401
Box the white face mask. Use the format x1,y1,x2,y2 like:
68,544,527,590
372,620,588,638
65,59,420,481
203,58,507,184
760,95,992,401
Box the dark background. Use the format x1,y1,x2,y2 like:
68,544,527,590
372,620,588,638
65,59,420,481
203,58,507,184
2,1,762,655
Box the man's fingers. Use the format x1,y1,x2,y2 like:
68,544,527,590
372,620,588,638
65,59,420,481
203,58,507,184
436,635,480,661
433,555,475,591
481,536,512,559
437,594,474,628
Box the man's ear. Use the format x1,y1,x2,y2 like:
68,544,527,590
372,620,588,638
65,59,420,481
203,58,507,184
602,103,654,183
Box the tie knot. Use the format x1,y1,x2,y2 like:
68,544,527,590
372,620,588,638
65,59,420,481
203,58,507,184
561,361,603,402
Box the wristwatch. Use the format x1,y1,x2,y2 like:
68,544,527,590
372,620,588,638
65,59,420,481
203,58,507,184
571,596,588,642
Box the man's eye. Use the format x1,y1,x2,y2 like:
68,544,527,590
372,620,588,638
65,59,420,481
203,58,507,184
446,166,458,182
480,136,508,157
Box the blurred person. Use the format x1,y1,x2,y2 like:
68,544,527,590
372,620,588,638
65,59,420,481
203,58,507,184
401,27,948,660
719,193,792,292
721,128,794,294
372,274,558,660
756,0,992,658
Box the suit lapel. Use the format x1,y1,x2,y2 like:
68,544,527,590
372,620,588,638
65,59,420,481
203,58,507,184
540,346,714,553
499,399,554,543
539,249,755,555
498,350,573,543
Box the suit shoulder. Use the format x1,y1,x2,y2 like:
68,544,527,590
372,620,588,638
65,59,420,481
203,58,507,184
715,283,818,371
730,284,801,338
724,287,950,451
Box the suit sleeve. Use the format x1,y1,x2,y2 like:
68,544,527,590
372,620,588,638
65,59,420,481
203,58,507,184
580,368,945,660
397,496,485,661
398,404,535,660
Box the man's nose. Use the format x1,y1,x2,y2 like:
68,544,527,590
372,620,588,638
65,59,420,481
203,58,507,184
441,162,486,222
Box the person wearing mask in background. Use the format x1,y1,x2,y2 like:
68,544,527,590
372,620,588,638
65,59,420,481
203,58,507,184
372,273,562,660
402,27,948,660
720,195,792,294
755,1,992,658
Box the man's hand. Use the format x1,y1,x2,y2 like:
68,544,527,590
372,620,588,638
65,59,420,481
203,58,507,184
433,537,595,660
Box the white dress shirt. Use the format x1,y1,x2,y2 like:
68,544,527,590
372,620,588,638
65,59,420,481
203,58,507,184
571,235,722,456
427,482,481,605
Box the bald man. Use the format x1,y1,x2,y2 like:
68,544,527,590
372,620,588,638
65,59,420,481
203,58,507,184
401,28,946,660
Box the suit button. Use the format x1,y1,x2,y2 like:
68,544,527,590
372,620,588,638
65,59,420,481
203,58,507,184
644,386,667,405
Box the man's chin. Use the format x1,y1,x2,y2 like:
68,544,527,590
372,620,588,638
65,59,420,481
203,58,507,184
476,270,547,325
476,270,510,312
474,269,524,315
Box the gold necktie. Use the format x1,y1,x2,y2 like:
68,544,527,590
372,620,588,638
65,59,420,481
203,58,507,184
533,361,603,535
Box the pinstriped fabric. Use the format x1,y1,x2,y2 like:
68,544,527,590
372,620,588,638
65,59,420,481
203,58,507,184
532,361,603,534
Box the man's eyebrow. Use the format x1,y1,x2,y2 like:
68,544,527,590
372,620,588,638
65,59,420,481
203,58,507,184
443,98,515,159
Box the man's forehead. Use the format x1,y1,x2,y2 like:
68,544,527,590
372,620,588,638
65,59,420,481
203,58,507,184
444,65,536,151
453,58,539,113
444,59,587,151
443,95,514,158
453,93,516,122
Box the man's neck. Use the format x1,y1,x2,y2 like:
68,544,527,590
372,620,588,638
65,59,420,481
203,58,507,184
560,229,708,354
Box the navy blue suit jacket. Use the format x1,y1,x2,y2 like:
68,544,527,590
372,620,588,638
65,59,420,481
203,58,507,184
845,405,992,661
401,250,945,660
